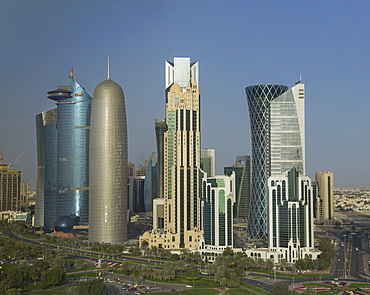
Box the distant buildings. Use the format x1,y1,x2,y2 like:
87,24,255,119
201,149,215,177
315,171,334,221
0,162,22,212
224,156,251,220
89,61,128,244
246,82,305,240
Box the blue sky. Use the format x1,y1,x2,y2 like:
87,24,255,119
1,0,369,188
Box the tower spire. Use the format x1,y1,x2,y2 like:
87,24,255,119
68,66,73,79
107,56,110,80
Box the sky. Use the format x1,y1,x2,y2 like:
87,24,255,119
1,0,370,188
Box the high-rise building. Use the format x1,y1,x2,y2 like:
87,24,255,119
200,172,235,250
35,108,57,228
201,149,215,177
155,119,167,200
246,82,305,239
224,156,251,220
140,57,201,250
143,152,158,212
35,71,91,231
315,171,334,221
267,167,315,262
0,162,22,212
89,60,128,244
128,176,145,213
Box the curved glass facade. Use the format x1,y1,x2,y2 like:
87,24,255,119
53,78,91,225
245,84,288,240
36,77,91,231
89,78,127,244
246,83,306,240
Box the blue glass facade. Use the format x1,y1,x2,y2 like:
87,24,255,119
53,78,91,225
245,84,288,240
35,109,57,230
36,76,92,231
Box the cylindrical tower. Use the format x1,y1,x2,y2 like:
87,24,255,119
89,69,127,244
245,84,288,240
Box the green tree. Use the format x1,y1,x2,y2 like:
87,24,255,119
186,265,201,280
40,268,66,289
68,279,107,295
272,282,298,295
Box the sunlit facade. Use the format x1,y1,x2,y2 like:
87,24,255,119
140,57,202,250
89,66,128,244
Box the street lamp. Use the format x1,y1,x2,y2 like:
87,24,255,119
343,235,347,279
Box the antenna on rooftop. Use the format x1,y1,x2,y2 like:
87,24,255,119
107,56,110,80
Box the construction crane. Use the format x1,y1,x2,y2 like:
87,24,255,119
137,148,148,168
9,150,26,169
0,144,9,164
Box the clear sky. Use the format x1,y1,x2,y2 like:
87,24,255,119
1,0,369,188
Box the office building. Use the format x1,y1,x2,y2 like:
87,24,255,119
140,57,201,250
0,162,22,212
35,70,91,231
128,176,145,213
201,149,215,177
315,171,334,221
89,60,128,244
143,152,158,212
200,172,235,250
267,167,316,262
246,82,305,239
154,119,167,200
224,156,251,220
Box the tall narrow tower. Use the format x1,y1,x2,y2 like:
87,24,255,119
89,59,128,244
164,57,201,249
140,57,201,250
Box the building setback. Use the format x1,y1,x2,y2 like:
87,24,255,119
140,57,202,250
89,60,128,244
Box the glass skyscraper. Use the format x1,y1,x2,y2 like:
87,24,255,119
246,82,305,239
35,72,91,231
88,64,128,244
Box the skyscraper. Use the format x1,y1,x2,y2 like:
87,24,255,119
315,171,334,221
35,71,91,231
35,108,57,228
246,82,305,239
201,149,215,177
89,60,128,244
140,57,201,250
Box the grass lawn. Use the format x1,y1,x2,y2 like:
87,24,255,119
241,282,271,295
66,271,99,278
23,284,71,294
150,289,219,295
